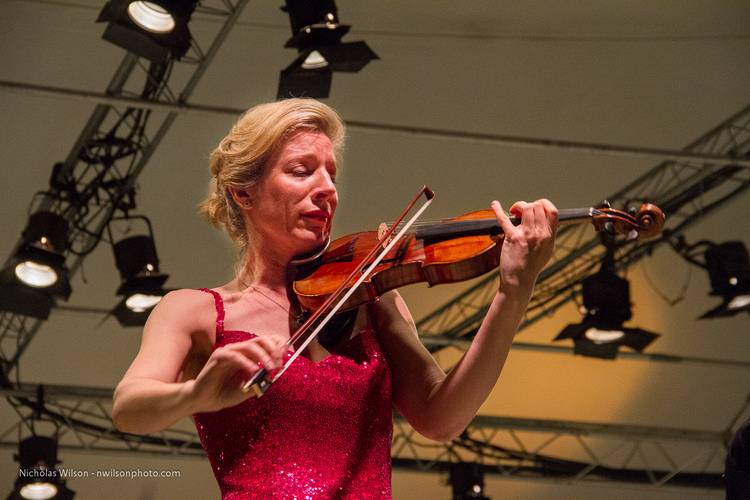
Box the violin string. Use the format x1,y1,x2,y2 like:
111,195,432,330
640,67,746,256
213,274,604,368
384,216,500,231
385,217,493,228
381,207,597,231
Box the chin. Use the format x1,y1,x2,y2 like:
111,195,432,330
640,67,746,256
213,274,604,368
293,230,328,252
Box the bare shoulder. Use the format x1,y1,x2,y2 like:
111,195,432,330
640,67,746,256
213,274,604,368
159,288,214,309
145,288,217,339
120,289,218,383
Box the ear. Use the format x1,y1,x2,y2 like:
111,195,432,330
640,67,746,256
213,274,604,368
228,187,252,208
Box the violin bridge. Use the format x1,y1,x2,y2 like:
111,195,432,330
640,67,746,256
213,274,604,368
378,222,392,248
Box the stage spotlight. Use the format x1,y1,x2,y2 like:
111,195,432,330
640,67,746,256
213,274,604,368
554,254,659,360
449,462,489,500
0,211,72,304
277,0,378,99
109,218,168,326
97,0,197,62
700,241,750,319
9,436,75,500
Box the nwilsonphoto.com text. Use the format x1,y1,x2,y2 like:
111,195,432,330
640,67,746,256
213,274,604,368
18,467,181,479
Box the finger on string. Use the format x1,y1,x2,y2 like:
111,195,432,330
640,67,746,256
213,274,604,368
540,198,559,232
491,200,516,237
532,201,546,230
509,201,528,227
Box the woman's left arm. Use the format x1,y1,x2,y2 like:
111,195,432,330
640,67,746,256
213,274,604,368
372,199,557,442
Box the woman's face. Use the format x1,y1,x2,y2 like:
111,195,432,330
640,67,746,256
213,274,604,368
245,130,338,259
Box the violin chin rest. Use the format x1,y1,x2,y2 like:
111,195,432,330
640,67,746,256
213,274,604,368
291,237,331,265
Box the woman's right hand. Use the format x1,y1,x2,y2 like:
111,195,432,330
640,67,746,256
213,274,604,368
188,335,288,413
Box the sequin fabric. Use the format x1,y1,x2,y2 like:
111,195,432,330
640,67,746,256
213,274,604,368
193,288,393,499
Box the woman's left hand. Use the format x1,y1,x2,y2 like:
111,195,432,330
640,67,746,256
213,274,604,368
491,199,558,295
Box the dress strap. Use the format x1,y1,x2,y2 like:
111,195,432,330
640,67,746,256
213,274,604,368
198,288,225,335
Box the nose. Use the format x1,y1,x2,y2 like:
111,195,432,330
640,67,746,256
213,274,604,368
312,168,336,203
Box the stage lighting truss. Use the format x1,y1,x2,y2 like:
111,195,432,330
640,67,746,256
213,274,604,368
0,59,169,320
0,4,747,493
278,0,379,98
0,383,729,491
97,0,198,63
415,109,750,355
1,0,251,382
108,215,169,326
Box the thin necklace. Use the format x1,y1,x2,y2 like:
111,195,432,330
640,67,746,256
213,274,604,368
243,282,307,328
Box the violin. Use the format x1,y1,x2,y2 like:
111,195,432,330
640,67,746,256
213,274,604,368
242,186,665,396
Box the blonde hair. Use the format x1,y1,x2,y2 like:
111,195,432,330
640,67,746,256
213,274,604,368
198,98,345,258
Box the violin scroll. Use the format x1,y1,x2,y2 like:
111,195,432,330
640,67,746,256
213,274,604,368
632,203,665,239
592,203,665,240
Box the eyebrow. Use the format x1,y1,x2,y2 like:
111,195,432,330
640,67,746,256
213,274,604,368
285,152,323,162
285,152,337,169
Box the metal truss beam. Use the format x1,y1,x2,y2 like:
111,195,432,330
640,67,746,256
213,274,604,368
427,336,750,369
0,0,251,383
392,415,725,490
2,79,750,168
416,104,750,350
0,383,726,489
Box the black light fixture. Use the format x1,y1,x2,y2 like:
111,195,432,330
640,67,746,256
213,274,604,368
699,241,750,318
555,247,659,359
97,1,197,62
8,436,75,500
670,237,750,319
449,462,489,500
109,216,169,326
0,284,55,320
0,211,72,316
277,0,379,99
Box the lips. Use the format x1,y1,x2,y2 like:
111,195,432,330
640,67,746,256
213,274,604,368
301,209,330,223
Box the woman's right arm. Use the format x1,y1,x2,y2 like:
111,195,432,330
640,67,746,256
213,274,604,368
112,289,286,435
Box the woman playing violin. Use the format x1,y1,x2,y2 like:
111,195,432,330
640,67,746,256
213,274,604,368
111,98,558,498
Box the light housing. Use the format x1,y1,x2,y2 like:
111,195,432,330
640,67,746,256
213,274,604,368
699,241,750,318
277,0,378,99
555,260,659,359
97,0,197,62
0,211,71,305
449,462,489,500
9,436,75,500
109,217,169,326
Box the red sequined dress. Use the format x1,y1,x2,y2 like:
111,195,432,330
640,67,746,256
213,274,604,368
193,288,393,499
